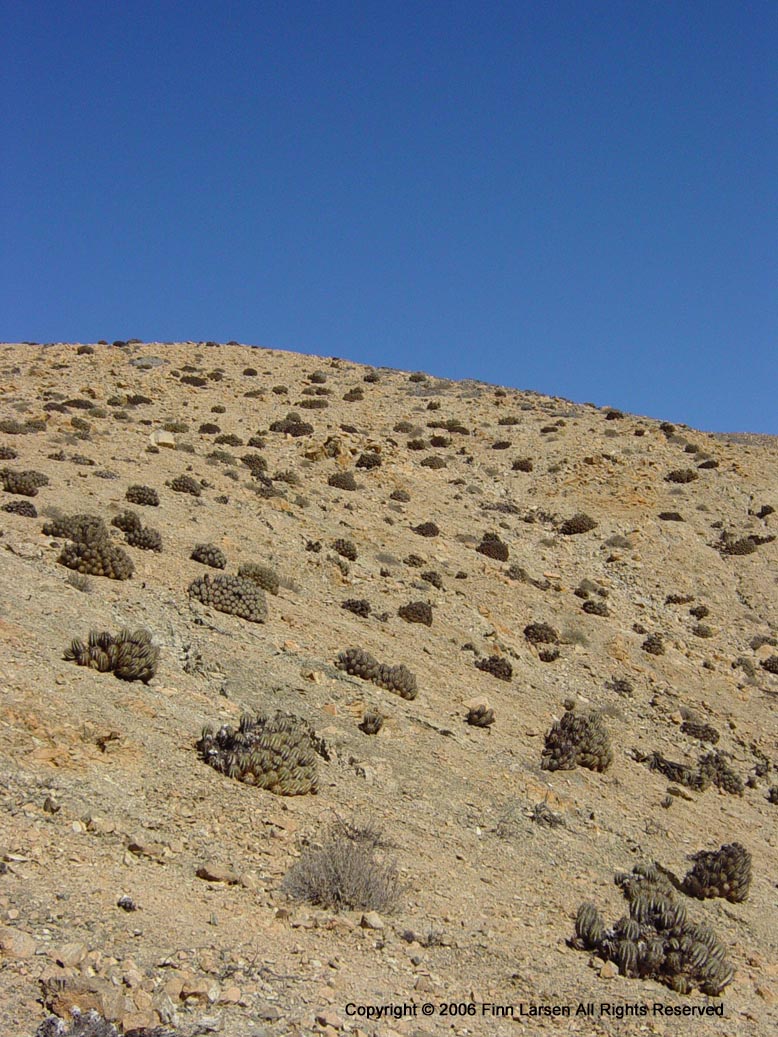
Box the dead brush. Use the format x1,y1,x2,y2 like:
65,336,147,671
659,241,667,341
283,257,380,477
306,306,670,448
282,815,403,912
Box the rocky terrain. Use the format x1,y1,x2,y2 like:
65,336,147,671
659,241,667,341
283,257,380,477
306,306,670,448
0,340,776,1037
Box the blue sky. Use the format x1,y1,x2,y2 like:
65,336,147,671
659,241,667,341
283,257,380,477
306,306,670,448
2,1,776,432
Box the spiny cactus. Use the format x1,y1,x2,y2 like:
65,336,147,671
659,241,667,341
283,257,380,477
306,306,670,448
197,710,319,795
327,470,358,490
335,647,418,700
666,468,698,483
398,600,433,626
191,542,227,569
699,751,744,795
542,707,612,773
466,704,495,727
237,562,280,595
524,622,559,644
124,522,162,551
1,468,49,496
682,843,752,903
269,416,314,436
411,521,440,537
43,512,108,543
111,509,141,533
36,1009,123,1037
571,862,734,996
475,533,509,561
559,512,597,535
680,720,720,744
125,484,159,506
2,499,37,517
188,573,267,622
641,748,742,795
642,632,665,655
64,627,159,683
170,474,201,496
475,655,512,682
359,712,384,735
58,539,134,580
332,538,358,561
356,450,381,469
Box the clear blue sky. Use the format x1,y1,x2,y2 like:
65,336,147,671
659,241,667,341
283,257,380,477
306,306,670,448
2,1,776,432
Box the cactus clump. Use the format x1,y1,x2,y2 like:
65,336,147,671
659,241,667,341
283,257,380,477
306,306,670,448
125,484,159,506
64,628,159,683
59,539,134,580
411,521,440,538
111,509,141,533
356,450,381,469
542,707,612,772
237,562,280,595
359,711,383,735
342,598,371,618
1,468,49,496
666,468,698,483
571,862,734,996
2,499,37,517
682,843,751,903
476,533,509,561
699,750,744,795
524,621,559,645
36,1008,121,1037
680,720,719,744
335,647,418,700
124,525,162,551
188,573,267,622
327,470,358,490
191,542,227,569
475,655,512,682
269,416,314,436
641,748,743,795
642,632,665,655
332,538,358,561
398,600,433,626
197,710,319,795
43,512,107,543
170,474,201,496
559,512,597,535
466,704,495,727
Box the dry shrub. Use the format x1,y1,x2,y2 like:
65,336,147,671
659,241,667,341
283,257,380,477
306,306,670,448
282,817,403,912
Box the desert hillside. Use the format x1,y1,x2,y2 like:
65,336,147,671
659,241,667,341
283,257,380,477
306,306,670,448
0,340,776,1037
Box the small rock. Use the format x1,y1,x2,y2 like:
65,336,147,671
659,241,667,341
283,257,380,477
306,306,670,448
239,870,262,890
256,1003,281,1021
600,961,618,979
181,977,211,1001
360,911,384,931
150,429,177,448
196,862,239,884
0,926,37,958
220,984,242,1004
127,839,166,862
51,941,87,968
316,1008,344,1028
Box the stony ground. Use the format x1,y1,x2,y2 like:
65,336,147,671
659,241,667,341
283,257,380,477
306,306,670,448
0,340,776,1037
